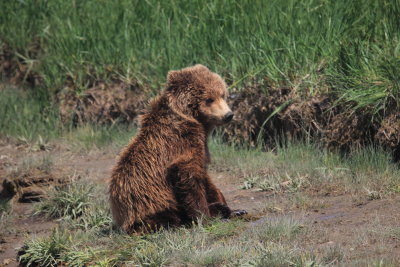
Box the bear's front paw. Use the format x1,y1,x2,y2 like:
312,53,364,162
208,202,231,218
230,209,247,217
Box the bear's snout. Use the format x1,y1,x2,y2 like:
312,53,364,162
223,111,234,123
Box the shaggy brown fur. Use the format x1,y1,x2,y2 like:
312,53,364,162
109,64,244,234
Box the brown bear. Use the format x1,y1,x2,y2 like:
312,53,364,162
109,64,246,234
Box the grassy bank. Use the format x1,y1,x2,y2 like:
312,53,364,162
1,0,399,113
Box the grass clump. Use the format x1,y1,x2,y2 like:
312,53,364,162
35,182,94,219
19,230,100,267
68,206,113,232
34,181,114,233
19,229,71,267
60,249,97,267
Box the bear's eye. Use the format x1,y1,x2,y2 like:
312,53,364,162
206,98,214,104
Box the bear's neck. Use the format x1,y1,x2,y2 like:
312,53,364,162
203,124,215,137
203,124,214,165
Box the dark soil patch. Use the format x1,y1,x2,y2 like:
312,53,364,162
376,113,400,161
58,81,148,126
1,168,69,203
224,83,378,150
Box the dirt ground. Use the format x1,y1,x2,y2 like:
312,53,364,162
1,142,400,266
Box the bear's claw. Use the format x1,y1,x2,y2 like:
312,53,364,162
231,209,247,217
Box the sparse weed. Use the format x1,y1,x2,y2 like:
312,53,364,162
263,201,284,214
8,155,54,176
63,124,133,153
19,208,317,266
226,138,400,195
257,177,281,193
388,228,400,241
185,246,237,266
254,244,320,267
204,219,244,239
0,199,13,236
344,146,400,190
241,176,259,190
365,188,382,201
91,258,116,267
321,245,344,265
0,198,11,215
290,193,327,211
132,240,168,267
251,217,304,243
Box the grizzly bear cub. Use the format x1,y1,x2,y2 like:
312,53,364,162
109,64,246,233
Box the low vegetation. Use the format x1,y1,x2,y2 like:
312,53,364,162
21,184,316,267
9,133,398,266
210,137,400,196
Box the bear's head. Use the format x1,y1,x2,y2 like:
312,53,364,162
165,64,233,126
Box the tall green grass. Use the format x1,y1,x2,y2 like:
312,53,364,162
1,0,399,112
0,88,61,142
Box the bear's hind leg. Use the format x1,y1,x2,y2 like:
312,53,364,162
133,209,183,233
167,159,211,220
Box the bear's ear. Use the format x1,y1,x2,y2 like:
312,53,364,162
167,70,180,84
192,64,209,72
167,65,209,84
